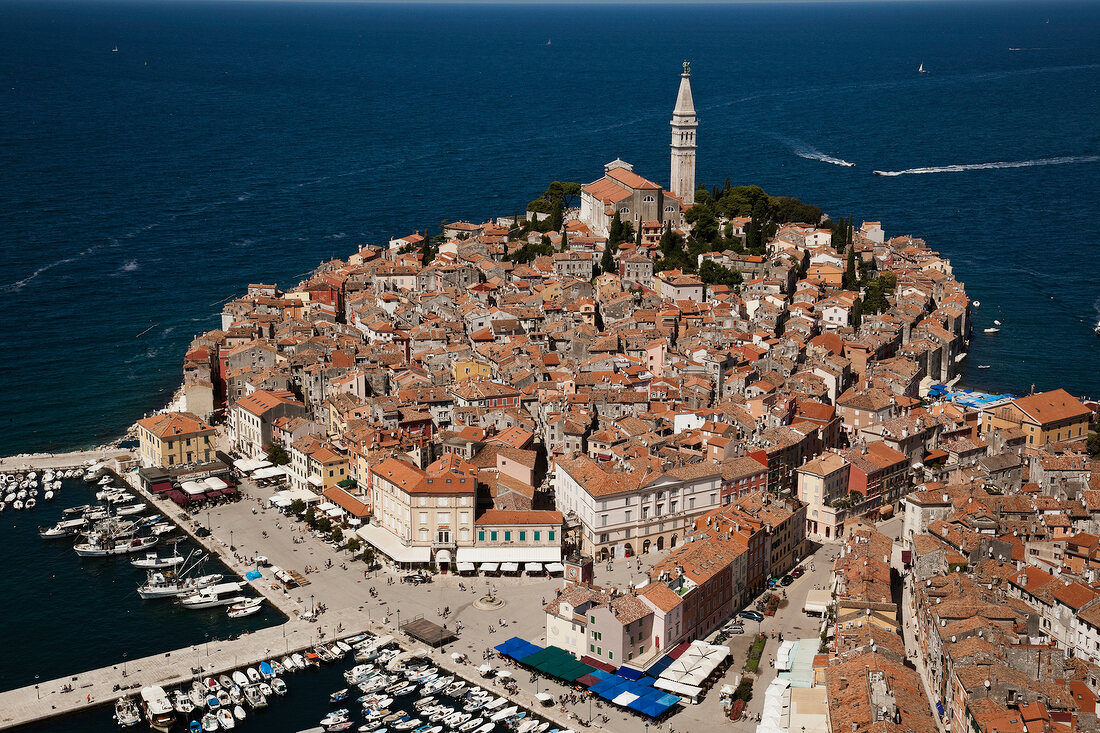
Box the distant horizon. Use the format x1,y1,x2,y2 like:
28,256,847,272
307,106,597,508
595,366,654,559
6,0,1083,5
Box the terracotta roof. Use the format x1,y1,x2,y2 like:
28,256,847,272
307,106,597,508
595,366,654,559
1011,389,1090,425
136,411,214,439
474,509,563,526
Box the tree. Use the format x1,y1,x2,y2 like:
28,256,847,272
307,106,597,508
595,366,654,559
362,547,377,568
317,516,332,534
852,298,863,330
684,202,719,244
346,537,361,553
1087,432,1100,457
289,499,306,516
331,526,343,543
304,505,316,526
699,260,743,288
265,440,290,466
844,246,857,290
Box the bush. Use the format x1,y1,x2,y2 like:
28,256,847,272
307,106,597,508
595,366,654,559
734,679,754,702
745,634,767,672
731,699,745,720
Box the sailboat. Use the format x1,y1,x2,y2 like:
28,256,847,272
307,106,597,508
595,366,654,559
112,46,119,53
918,62,927,74
545,39,551,46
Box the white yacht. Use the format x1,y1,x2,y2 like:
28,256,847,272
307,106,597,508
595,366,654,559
138,571,224,599
39,517,88,539
74,534,158,557
140,686,176,732
179,582,247,609
131,550,186,569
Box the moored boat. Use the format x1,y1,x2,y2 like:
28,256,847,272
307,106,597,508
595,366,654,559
114,696,141,728
140,685,176,732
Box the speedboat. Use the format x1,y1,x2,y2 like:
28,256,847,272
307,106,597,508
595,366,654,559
242,685,266,709
138,572,223,600
491,706,518,723
246,667,262,684
132,550,186,569
331,688,350,703
227,597,264,618
179,582,246,609
114,696,141,728
271,677,287,696
74,534,158,557
321,709,352,727
983,327,1000,334
458,718,484,732
201,713,219,732
232,671,249,688
218,674,234,691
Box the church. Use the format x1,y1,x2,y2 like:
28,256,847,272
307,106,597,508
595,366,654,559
578,62,697,237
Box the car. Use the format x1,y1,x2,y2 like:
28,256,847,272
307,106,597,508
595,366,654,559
780,575,794,586
738,610,764,622
729,626,745,634
790,567,805,579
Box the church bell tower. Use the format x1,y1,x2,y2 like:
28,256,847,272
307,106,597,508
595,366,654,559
670,60,697,206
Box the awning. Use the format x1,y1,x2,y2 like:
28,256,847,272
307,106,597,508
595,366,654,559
204,477,228,491
322,486,371,518
545,562,565,573
436,549,452,565
317,501,338,511
457,562,476,572
233,458,272,473
356,523,429,563
325,507,344,518
524,563,543,573
500,562,519,572
803,589,832,615
347,517,362,526
456,547,561,563
270,496,292,508
273,487,320,504
150,481,173,494
308,475,323,487
480,563,499,572
180,480,207,496
252,466,286,480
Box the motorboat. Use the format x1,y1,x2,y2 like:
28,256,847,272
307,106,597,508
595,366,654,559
491,706,518,723
246,667,262,684
443,681,466,697
269,659,284,676
227,597,264,618
140,685,176,732
44,490,54,501
232,671,249,688
458,718,484,733
983,327,1000,334
336,640,353,654
189,682,206,709
179,582,247,609
189,721,202,733
242,684,266,709
256,661,273,679
321,709,352,728
201,713,219,732
230,686,245,706
173,689,196,716
290,653,306,669
75,534,158,557
233,704,247,721
25,497,36,510
218,674,234,691
393,718,422,731
271,677,287,696
39,517,88,539
131,550,186,569
114,696,141,728
331,688,350,703
217,708,235,730
258,682,273,698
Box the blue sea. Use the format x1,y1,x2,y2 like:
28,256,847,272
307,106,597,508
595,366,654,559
1,0,1098,457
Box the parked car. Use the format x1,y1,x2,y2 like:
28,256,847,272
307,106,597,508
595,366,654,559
780,575,794,586
790,567,805,579
729,626,745,634
739,610,764,622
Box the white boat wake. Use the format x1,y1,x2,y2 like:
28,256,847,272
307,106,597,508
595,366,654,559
874,155,1100,176
792,144,855,167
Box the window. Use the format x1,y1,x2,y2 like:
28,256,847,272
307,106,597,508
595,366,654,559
419,512,428,525
625,510,631,523
504,531,512,541
608,651,613,660
601,515,608,527
549,531,555,541
478,531,485,542
534,531,540,541
590,616,596,624
460,511,469,525
519,531,526,542
491,531,498,541
439,497,449,506
590,644,595,653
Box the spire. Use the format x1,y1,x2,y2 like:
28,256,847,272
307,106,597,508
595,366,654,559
674,60,695,117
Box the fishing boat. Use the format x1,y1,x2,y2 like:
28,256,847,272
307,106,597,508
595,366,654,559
140,686,176,732
227,597,264,618
200,713,218,732
983,327,1000,334
139,571,223,599
330,687,350,703
114,696,141,728
242,684,267,709
39,517,88,538
75,534,157,557
246,667,262,684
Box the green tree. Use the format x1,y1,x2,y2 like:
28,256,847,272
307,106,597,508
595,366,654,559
289,499,306,516
1087,432,1100,457
685,202,719,244
699,260,743,288
317,516,332,533
844,247,857,290
852,298,863,330
346,537,361,553
265,440,290,466
331,526,343,543
362,547,376,568
304,505,316,526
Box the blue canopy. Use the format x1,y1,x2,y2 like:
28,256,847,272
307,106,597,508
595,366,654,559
617,666,644,680
494,637,542,661
245,569,262,581
647,655,675,677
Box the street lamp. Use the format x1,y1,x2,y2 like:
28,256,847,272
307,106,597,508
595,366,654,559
397,609,402,632
205,633,210,657
122,652,127,677
230,530,234,551
310,594,315,615
35,676,39,700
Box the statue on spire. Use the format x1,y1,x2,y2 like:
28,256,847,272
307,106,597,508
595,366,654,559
683,60,691,75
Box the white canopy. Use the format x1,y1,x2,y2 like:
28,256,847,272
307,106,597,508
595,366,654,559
316,501,339,511
252,466,286,480
524,563,543,573
456,547,561,563
204,477,228,491
457,562,476,572
325,507,344,518
612,691,639,706
233,458,272,473
659,640,729,686
653,678,702,700
480,563,499,572
356,523,429,564
545,562,565,573
180,480,207,496
500,562,519,572
347,517,362,527
270,496,292,508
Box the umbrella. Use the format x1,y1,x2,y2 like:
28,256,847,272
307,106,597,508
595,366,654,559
451,652,464,660
496,670,512,678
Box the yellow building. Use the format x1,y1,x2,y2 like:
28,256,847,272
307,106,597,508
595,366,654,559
136,411,216,468
451,358,492,382
980,389,1091,451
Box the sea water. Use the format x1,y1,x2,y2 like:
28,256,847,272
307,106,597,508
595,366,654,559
1,1,1098,457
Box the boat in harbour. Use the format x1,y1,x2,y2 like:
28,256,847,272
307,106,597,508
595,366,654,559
131,548,186,569
179,582,247,609
114,696,141,728
983,327,1000,334
75,534,158,557
140,685,176,732
38,517,88,539
228,597,264,618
